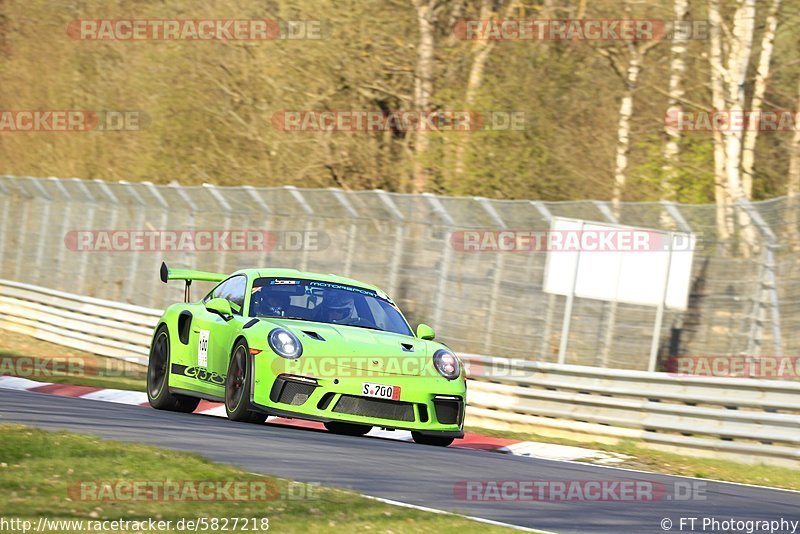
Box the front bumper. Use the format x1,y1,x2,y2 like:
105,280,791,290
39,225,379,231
250,358,466,435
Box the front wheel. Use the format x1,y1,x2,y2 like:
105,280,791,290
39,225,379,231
147,325,200,413
324,421,371,436
411,431,454,447
225,340,267,424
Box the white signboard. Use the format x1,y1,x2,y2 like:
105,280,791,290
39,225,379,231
543,218,695,311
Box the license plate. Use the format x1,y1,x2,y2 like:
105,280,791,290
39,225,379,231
362,382,400,400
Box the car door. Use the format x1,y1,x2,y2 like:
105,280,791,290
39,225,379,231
189,275,249,395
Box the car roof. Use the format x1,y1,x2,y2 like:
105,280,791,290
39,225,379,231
232,268,383,293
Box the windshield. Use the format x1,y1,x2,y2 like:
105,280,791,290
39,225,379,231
249,278,413,336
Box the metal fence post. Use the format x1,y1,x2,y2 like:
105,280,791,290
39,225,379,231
557,220,584,365
330,188,359,278
594,201,619,368
119,181,148,304
739,200,783,357
70,178,97,296
532,201,555,360
478,198,506,353
92,179,121,299
173,183,199,275
375,190,405,297
424,193,454,330
284,186,314,272
648,233,674,372
27,177,52,287
203,183,233,276
0,177,10,279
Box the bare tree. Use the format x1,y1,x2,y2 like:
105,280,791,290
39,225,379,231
787,78,800,249
722,0,756,206
708,0,731,239
741,0,781,199
601,33,660,215
661,0,691,201
454,0,520,180
413,0,437,193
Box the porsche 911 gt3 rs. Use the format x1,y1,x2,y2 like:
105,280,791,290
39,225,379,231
147,263,466,446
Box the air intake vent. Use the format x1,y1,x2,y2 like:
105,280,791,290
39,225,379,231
433,397,463,425
270,376,317,406
303,331,325,341
333,395,415,422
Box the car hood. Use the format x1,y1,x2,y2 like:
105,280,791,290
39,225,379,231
260,319,431,377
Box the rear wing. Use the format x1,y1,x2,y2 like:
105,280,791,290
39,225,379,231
160,262,226,302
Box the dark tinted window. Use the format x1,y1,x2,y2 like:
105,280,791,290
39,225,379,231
205,275,247,315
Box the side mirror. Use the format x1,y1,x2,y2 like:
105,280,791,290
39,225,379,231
205,298,232,319
416,323,435,340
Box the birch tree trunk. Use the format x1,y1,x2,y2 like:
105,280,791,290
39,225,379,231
741,0,781,199
722,0,756,203
661,0,690,201
708,0,731,240
611,44,643,215
787,79,800,249
722,0,757,254
454,0,519,181
412,0,436,193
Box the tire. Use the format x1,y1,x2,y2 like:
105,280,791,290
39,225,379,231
411,431,454,447
324,421,371,436
225,339,267,424
147,325,200,413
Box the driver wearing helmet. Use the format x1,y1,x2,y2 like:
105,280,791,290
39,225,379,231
323,293,357,324
252,290,291,317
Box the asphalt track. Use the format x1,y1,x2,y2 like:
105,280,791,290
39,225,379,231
1,389,798,533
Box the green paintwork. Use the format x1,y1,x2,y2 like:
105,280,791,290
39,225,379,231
150,266,466,435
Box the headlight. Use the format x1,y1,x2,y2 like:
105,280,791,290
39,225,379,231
268,328,303,359
433,349,460,380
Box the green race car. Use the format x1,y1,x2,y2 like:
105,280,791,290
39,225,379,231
147,263,466,446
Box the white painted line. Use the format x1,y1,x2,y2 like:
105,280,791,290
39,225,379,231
198,405,228,418
360,494,550,533
499,441,631,464
0,376,50,390
366,428,413,441
80,389,148,405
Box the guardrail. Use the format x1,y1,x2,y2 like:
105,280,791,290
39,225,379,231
0,279,159,365
1,279,797,467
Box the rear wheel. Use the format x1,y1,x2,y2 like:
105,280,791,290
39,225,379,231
225,340,267,424
324,421,371,436
147,325,200,413
411,431,454,447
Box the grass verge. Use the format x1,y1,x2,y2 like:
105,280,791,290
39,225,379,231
0,424,514,533
0,329,145,391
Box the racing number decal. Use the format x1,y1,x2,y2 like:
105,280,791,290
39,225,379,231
198,330,210,367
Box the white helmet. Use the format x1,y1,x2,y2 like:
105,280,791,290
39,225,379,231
325,293,356,323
